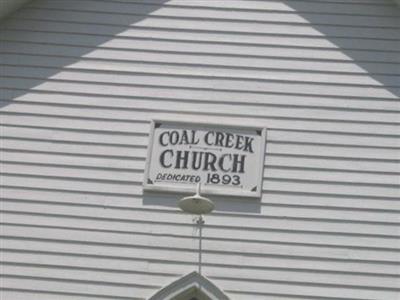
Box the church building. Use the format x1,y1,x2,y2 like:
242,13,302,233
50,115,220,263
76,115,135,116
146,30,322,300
1,1,399,299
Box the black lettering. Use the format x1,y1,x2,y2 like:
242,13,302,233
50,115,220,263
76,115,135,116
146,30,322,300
180,130,189,145
191,130,200,145
175,150,189,169
204,131,214,146
218,154,232,172
232,175,240,185
235,135,244,150
170,131,179,145
244,137,254,153
203,152,217,171
190,130,200,145
215,132,224,147
232,154,246,173
160,150,173,168
191,151,203,170
159,132,169,146
225,133,234,148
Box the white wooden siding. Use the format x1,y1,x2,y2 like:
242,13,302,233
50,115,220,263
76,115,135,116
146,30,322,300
1,0,399,299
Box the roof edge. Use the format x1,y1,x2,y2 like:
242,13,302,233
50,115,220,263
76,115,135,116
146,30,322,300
148,271,230,300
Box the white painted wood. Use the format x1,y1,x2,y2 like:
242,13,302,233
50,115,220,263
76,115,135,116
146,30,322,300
3,251,399,290
1,0,399,299
2,184,399,214
2,202,399,236
1,101,399,135
4,66,399,100
3,237,399,277
2,203,400,256
7,11,400,40
2,30,400,63
5,54,400,87
3,42,400,76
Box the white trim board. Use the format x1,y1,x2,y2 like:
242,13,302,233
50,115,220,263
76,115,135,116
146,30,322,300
148,271,229,300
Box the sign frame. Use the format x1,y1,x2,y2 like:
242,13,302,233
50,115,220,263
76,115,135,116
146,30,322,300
143,119,267,198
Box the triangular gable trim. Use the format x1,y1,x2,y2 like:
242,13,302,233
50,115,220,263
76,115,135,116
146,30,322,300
148,271,229,300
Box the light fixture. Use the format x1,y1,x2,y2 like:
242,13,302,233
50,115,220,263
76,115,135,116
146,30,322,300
178,183,214,215
178,183,214,275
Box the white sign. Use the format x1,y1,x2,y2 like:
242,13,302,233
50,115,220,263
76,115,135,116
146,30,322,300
144,120,266,198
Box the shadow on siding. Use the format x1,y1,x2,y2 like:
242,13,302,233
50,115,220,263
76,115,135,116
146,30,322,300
1,1,399,105
284,0,400,99
0,0,169,108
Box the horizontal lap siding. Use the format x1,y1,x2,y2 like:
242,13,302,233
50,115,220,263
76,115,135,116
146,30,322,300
1,0,399,299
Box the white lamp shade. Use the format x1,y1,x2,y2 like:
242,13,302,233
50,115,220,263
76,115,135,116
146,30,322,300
178,194,215,215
